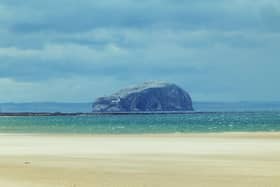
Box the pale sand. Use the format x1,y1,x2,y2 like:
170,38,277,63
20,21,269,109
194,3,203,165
1,133,280,187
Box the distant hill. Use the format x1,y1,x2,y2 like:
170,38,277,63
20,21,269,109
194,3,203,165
0,102,280,113
0,103,92,113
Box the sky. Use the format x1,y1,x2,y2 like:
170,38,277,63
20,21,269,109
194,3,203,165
0,0,279,102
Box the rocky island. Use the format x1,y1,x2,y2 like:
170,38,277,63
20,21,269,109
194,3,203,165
92,81,193,113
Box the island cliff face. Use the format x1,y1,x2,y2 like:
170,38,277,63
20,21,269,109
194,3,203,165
92,81,193,112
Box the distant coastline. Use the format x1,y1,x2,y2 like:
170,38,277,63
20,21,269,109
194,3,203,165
0,111,198,117
0,110,279,117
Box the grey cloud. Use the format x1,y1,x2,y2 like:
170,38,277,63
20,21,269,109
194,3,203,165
3,0,278,34
259,5,280,32
0,43,203,81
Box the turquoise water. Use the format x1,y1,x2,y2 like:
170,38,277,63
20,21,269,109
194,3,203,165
0,112,280,134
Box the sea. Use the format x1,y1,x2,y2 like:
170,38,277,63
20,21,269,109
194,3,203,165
0,102,280,134
0,112,280,134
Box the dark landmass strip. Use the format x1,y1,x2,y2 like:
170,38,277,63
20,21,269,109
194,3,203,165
1,110,278,117
0,111,197,116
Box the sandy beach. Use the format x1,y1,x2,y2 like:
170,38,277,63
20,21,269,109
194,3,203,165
0,133,280,187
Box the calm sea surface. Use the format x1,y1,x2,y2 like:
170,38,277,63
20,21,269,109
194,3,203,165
0,112,280,134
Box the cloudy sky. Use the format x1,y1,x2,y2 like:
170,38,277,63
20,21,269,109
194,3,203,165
0,0,279,102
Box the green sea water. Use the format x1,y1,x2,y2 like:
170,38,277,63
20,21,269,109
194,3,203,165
0,112,279,134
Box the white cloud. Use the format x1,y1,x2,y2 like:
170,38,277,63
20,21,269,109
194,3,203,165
0,42,127,61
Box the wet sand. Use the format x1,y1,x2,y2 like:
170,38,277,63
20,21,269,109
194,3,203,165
0,133,280,187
